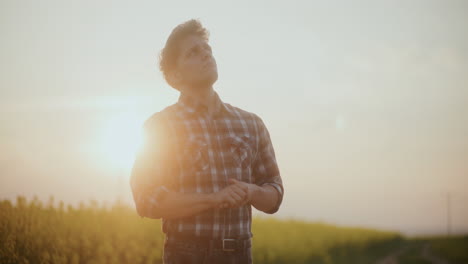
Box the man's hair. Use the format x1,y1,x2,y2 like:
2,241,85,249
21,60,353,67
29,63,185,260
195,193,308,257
159,19,210,90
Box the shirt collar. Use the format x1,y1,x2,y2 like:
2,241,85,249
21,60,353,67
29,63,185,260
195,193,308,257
177,91,233,117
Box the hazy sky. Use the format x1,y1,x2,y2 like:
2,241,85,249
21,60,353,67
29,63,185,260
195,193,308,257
1,0,467,236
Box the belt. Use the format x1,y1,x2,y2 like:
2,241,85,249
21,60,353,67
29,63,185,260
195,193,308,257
165,233,251,252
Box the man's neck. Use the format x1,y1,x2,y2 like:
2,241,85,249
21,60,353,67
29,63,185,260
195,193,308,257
181,85,215,109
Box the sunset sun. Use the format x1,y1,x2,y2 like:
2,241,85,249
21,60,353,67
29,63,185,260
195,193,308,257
95,111,146,173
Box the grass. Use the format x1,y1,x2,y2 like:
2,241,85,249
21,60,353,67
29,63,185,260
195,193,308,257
0,195,403,264
1,195,467,264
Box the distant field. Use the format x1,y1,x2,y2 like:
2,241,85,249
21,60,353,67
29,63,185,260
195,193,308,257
428,235,468,263
0,196,465,264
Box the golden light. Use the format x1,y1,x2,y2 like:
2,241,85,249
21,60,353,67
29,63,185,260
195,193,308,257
94,111,146,173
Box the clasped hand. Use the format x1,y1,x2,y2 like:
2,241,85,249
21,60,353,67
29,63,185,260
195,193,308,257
212,178,256,209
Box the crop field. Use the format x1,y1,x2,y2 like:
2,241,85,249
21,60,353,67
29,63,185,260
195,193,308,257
1,196,465,264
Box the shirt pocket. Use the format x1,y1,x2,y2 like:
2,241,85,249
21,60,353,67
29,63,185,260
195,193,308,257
181,137,209,175
228,134,254,169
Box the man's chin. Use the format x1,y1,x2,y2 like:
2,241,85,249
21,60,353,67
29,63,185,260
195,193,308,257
193,75,218,90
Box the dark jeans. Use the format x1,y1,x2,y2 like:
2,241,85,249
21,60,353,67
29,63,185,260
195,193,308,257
163,236,252,264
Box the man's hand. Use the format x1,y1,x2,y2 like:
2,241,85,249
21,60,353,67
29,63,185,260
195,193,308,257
211,179,250,209
215,179,259,209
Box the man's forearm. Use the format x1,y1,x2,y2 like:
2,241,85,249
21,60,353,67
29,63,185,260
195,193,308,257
250,185,280,213
149,191,215,220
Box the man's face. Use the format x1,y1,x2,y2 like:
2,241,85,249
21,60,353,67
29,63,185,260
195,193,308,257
174,34,218,90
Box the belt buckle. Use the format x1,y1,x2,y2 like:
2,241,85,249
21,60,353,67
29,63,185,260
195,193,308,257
222,239,237,252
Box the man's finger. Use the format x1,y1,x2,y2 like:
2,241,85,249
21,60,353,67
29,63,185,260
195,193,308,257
228,178,239,184
230,184,247,196
230,184,248,193
229,191,244,202
226,196,237,205
230,181,248,192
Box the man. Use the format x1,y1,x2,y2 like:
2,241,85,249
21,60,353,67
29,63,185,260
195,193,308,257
130,19,284,263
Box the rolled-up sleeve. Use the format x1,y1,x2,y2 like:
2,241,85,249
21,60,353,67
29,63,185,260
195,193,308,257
129,113,173,219
252,116,284,214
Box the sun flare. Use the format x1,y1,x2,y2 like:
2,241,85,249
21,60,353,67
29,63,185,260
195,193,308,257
95,111,146,173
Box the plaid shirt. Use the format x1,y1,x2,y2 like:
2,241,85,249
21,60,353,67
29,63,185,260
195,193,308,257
130,92,283,238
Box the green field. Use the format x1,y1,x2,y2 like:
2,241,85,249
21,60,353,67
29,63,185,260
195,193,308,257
1,196,466,264
427,235,468,264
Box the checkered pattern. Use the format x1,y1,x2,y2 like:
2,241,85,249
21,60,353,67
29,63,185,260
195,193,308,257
130,92,283,238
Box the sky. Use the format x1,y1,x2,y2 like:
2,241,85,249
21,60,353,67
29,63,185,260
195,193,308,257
1,0,467,236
